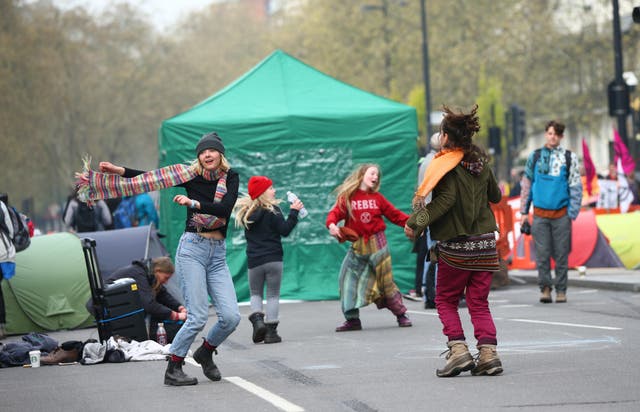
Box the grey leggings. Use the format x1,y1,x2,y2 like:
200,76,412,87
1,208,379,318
248,261,283,323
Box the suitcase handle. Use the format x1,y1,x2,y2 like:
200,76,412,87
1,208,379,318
82,237,105,311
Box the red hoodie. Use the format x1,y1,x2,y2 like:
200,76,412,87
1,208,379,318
326,190,408,241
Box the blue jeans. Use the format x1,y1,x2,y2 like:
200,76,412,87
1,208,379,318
169,232,240,357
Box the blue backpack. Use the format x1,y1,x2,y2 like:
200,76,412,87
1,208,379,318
113,197,137,229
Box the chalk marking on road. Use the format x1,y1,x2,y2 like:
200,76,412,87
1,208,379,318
507,318,622,330
225,376,305,412
496,304,533,308
301,364,341,370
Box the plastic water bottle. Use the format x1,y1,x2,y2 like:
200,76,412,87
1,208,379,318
286,191,308,219
156,322,167,346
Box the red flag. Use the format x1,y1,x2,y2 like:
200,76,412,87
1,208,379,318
581,138,596,195
613,128,635,175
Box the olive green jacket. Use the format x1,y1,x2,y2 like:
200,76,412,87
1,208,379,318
407,163,502,241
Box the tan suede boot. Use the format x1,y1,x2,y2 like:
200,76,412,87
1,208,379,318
436,340,475,377
556,291,567,303
472,344,503,376
540,286,552,303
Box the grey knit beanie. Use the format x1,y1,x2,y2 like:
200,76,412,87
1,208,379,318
195,132,225,156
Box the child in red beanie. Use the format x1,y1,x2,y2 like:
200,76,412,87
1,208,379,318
234,176,304,344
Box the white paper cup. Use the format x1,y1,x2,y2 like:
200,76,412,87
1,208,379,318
29,350,41,368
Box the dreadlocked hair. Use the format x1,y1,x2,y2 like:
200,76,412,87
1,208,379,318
331,163,381,220
440,104,489,164
233,192,282,230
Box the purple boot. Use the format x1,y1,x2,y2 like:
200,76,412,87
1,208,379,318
335,318,362,332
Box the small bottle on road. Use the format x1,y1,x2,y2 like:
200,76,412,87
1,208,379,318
157,322,167,346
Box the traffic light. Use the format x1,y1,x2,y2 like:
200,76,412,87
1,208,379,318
510,104,526,147
608,80,630,116
489,126,501,155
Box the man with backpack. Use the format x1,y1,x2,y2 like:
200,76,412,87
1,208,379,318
520,120,582,304
63,194,112,233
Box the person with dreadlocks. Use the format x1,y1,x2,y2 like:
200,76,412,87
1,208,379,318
233,176,304,345
404,104,504,378
326,163,412,332
76,131,240,386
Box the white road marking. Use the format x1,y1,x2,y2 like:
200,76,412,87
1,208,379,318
406,310,438,316
184,360,305,411
225,376,305,412
507,318,622,330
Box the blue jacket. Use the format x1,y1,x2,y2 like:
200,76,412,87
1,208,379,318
521,146,582,219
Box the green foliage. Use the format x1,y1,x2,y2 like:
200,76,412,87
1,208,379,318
1,0,638,223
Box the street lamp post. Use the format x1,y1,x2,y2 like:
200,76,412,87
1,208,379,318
420,0,433,147
611,0,629,148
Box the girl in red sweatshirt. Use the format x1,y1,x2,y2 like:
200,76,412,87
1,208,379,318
326,163,412,331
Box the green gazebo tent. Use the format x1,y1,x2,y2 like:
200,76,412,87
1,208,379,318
159,49,418,301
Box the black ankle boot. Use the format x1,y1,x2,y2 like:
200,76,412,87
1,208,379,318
249,312,267,343
264,322,282,344
193,342,221,381
164,359,198,386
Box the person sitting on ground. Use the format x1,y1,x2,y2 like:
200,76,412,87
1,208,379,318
86,257,186,341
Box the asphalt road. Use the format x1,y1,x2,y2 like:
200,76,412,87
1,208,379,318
1,281,639,412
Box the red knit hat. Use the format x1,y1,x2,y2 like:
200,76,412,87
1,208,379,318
248,176,273,200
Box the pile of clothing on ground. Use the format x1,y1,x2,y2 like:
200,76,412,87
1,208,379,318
0,332,171,367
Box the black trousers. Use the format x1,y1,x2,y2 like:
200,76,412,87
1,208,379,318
414,232,428,296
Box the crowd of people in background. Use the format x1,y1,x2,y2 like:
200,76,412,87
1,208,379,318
61,192,160,233
503,162,640,207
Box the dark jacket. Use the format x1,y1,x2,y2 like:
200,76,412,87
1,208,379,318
245,205,299,269
104,261,182,320
407,163,501,241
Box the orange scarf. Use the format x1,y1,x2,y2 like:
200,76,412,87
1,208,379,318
413,149,463,209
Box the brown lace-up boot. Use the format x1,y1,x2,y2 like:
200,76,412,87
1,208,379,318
436,340,475,377
540,286,552,303
555,291,567,303
471,344,503,376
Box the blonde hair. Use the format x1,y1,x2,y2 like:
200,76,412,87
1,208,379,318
190,153,231,174
331,163,381,219
234,192,282,230
151,256,174,294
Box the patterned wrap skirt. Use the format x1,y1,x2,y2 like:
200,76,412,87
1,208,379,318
338,231,400,313
437,232,500,272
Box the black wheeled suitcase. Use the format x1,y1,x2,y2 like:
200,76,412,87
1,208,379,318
82,238,148,342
